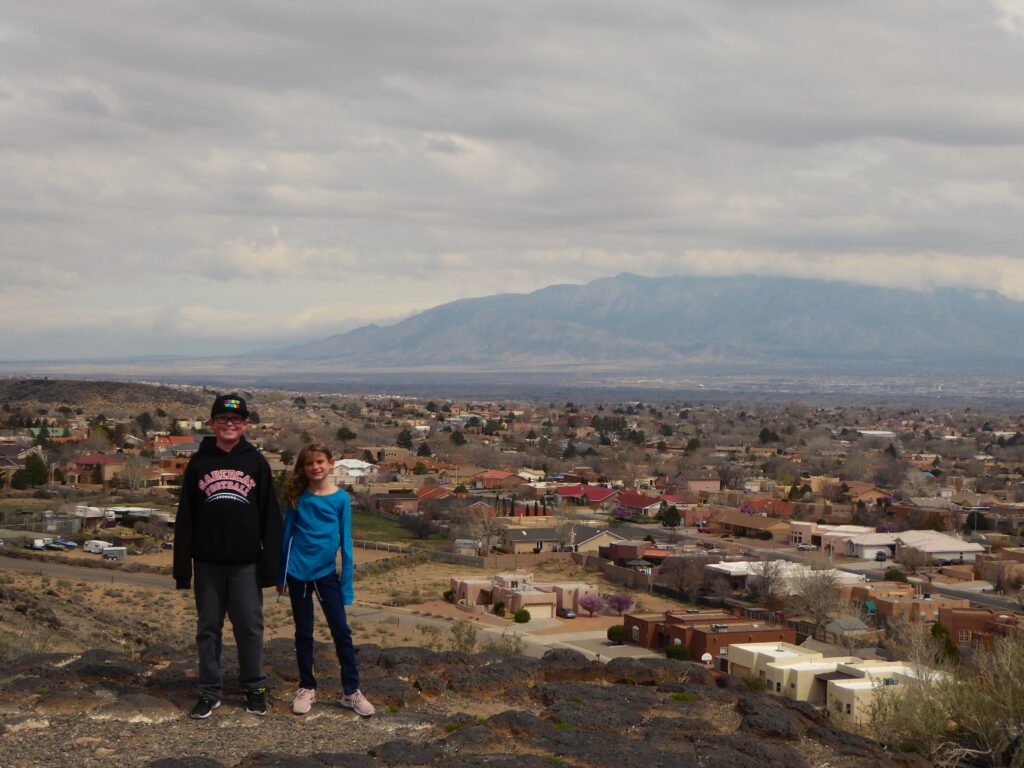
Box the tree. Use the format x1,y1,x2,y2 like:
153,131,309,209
759,427,780,444
120,457,152,491
396,428,414,450
12,453,49,488
749,559,787,607
685,437,701,452
661,557,706,602
336,426,357,444
896,546,932,575
579,594,606,617
450,430,467,446
607,593,635,616
789,561,840,638
135,412,154,432
26,452,49,484
417,442,432,457
656,502,681,528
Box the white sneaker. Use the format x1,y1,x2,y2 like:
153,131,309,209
341,689,375,717
292,687,316,715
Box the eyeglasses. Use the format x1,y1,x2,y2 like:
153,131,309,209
213,416,245,426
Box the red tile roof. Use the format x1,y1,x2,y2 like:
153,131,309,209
72,453,125,466
556,484,618,503
616,491,662,510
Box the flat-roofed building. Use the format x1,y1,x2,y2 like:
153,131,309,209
825,661,924,725
724,642,818,680
765,657,862,705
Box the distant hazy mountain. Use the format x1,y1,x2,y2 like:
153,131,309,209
269,274,1024,372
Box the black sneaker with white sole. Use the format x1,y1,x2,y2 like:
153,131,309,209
190,696,221,719
244,687,268,716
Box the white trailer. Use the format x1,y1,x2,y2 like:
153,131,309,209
101,546,128,561
84,540,113,554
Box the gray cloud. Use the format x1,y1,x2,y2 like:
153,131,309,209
1,1,1023,358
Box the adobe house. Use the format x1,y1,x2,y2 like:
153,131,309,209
624,608,796,664
937,606,1024,651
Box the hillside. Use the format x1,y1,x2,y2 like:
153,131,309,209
0,567,927,768
265,274,1024,373
0,378,208,416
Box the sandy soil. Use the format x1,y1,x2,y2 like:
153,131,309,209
0,550,693,662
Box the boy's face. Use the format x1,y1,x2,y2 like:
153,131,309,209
209,414,248,448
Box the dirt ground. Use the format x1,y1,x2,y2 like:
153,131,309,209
0,550,691,661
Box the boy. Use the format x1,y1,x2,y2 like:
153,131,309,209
173,393,282,719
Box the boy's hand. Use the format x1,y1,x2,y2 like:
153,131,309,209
275,583,286,596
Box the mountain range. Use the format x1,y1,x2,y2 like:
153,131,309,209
265,273,1024,374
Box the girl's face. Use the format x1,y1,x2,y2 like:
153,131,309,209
303,451,332,482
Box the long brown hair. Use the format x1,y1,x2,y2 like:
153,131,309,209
282,443,334,509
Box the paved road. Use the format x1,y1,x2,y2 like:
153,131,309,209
0,553,172,589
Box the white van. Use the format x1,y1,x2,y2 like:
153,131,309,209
84,540,113,554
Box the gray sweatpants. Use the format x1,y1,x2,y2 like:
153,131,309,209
193,561,266,701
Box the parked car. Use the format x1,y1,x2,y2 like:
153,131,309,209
797,543,816,551
696,527,710,534
874,551,888,561
54,538,78,549
556,608,577,619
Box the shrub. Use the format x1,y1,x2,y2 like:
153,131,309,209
666,644,689,661
442,588,456,603
884,567,908,583
492,601,506,617
513,608,531,624
448,619,477,653
607,625,627,644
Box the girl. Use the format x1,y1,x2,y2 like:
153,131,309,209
278,443,374,717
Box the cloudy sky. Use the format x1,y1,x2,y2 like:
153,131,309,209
3,1,1024,359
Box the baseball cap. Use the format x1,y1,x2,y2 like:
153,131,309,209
211,393,249,419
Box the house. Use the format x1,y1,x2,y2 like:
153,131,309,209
937,607,1024,651
67,453,126,485
502,527,561,554
615,490,663,518
556,484,619,508
825,660,927,724
450,572,600,619
474,469,529,490
517,468,546,482
626,611,796,666
727,643,934,724
560,525,623,553
744,499,797,518
682,470,721,494
0,444,45,484
332,458,379,484
842,482,890,506
709,508,792,540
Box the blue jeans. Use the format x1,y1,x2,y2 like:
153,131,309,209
287,573,360,695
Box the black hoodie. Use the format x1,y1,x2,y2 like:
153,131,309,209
173,436,282,589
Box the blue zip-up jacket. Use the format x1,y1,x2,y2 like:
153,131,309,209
279,488,354,605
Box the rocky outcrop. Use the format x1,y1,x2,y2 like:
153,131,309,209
0,642,929,768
